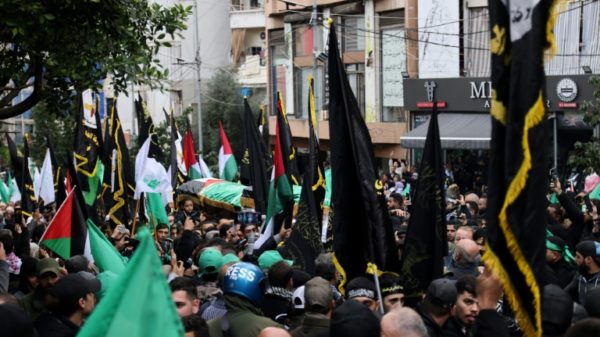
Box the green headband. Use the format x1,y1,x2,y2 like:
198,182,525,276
546,240,576,264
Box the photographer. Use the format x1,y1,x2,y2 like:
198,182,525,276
155,223,173,265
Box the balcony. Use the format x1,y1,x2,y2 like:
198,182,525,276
238,55,267,87
230,10,264,29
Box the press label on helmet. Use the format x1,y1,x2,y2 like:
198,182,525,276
226,265,256,282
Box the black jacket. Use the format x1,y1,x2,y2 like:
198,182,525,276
548,258,576,288
34,313,79,337
416,304,446,337
473,310,509,337
290,312,330,337
445,317,475,337
260,287,294,326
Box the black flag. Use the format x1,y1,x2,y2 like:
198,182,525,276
284,75,326,274
276,93,300,185
6,134,36,217
168,110,187,190
328,23,400,287
240,99,269,215
398,103,446,306
135,95,154,148
484,1,555,336
102,104,135,227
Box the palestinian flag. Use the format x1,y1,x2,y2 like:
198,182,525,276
39,187,90,260
255,121,293,250
183,130,202,180
218,122,238,181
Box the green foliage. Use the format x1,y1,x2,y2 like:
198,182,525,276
201,67,244,167
29,99,78,165
568,76,600,174
0,0,191,118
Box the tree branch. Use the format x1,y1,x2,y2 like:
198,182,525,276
0,59,43,119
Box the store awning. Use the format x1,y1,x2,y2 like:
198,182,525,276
400,113,491,149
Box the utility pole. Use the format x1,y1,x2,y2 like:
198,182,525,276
312,0,319,138
193,0,203,153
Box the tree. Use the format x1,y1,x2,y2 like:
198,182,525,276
0,1,191,119
568,76,600,174
201,67,244,166
29,100,77,165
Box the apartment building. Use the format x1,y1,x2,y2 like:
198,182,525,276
264,0,600,166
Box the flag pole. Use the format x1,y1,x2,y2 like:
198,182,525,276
368,262,385,315
131,196,142,234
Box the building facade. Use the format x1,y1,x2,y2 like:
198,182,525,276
264,0,600,167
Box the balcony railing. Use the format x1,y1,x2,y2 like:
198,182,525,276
230,0,263,11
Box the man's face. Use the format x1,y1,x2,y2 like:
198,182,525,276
575,252,584,266
387,198,400,210
447,225,456,242
351,297,379,312
244,225,257,238
455,228,473,243
184,201,194,213
157,228,169,242
452,292,479,327
478,198,487,212
168,215,175,225
172,290,199,318
383,293,404,313
546,249,560,263
81,293,96,317
38,272,60,289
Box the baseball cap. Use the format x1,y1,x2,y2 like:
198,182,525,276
36,258,60,277
198,248,223,275
425,278,457,310
576,240,600,258
305,277,333,311
293,286,305,310
346,276,377,300
542,284,573,336
222,253,241,265
258,250,293,270
51,273,101,304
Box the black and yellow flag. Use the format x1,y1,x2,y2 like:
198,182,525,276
168,110,187,190
6,134,36,217
240,99,269,215
284,75,326,275
276,92,300,186
73,90,104,207
102,103,135,227
328,22,400,286
485,1,557,337
135,95,154,148
398,103,446,306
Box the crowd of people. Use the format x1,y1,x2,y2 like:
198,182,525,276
2,158,600,337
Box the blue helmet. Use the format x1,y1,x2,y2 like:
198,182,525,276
223,262,265,305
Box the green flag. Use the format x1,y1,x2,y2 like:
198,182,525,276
0,177,9,203
145,192,169,230
87,219,126,274
78,228,184,337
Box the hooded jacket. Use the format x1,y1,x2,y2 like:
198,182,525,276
207,294,281,337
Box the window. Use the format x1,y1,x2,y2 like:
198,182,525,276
293,67,324,119
379,10,406,122
346,64,365,116
342,17,365,52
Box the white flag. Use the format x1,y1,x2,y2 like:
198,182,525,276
38,149,55,206
134,137,172,203
198,155,213,178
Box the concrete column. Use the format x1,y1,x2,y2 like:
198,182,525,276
405,0,418,78
364,0,378,122
284,22,295,115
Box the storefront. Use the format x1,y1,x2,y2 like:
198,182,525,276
401,75,596,169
